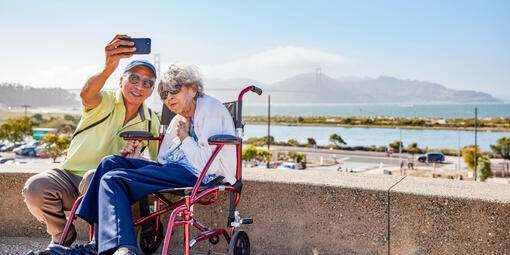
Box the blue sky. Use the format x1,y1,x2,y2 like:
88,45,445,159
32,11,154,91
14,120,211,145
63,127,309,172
1,0,509,99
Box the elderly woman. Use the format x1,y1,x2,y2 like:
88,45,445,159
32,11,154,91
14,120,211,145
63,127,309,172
75,64,236,255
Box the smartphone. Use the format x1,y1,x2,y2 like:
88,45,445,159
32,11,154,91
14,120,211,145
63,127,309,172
120,38,151,54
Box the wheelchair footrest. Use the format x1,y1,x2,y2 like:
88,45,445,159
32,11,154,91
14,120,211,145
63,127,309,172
241,218,253,224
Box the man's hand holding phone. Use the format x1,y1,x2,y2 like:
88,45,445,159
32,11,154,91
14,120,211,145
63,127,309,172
104,34,136,74
103,35,152,74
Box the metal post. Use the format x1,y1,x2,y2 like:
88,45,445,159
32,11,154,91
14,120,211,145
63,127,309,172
267,94,271,150
474,107,478,181
399,128,402,160
21,105,30,117
457,129,461,171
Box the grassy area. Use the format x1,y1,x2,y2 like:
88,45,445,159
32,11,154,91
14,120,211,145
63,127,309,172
0,111,76,120
0,111,82,134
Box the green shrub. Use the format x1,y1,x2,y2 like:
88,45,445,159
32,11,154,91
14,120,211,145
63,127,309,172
477,155,491,181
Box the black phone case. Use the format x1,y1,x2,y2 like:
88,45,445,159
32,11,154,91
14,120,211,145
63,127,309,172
120,38,151,54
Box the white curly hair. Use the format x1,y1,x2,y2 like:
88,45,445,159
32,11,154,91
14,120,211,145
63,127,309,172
158,64,204,99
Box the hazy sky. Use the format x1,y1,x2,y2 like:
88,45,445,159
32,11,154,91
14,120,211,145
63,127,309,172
1,1,509,99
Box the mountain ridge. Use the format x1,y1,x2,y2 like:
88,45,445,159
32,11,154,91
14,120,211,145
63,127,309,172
205,73,499,104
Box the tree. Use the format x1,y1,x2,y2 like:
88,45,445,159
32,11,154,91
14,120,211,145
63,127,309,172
242,145,258,162
477,155,492,181
255,148,272,162
277,152,287,161
307,138,317,148
242,145,272,163
263,135,275,144
329,133,347,147
32,113,43,122
0,116,34,142
389,140,403,152
287,139,300,147
40,134,71,163
288,151,306,163
490,137,510,159
407,142,421,155
462,146,483,170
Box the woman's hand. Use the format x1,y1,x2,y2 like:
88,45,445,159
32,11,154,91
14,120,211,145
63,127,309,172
177,120,190,142
120,140,144,159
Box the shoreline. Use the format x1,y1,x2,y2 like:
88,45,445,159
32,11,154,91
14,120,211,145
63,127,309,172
245,121,510,132
1,111,510,133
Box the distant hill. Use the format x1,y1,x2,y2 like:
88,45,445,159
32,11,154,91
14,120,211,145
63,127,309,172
205,73,499,104
0,83,79,109
0,73,500,109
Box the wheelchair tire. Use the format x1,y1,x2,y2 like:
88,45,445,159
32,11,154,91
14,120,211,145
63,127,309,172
137,221,164,255
208,235,220,245
228,230,250,255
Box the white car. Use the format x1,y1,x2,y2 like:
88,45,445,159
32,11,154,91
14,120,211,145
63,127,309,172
278,162,297,170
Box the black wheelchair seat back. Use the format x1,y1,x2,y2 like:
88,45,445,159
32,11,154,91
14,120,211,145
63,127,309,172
160,100,242,134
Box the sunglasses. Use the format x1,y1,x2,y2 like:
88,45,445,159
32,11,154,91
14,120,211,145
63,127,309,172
160,84,183,100
127,73,154,88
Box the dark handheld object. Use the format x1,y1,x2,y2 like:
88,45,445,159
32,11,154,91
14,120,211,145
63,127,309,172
120,38,151,54
119,131,159,157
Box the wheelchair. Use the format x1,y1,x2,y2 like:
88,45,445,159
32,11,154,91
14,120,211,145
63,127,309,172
59,86,262,255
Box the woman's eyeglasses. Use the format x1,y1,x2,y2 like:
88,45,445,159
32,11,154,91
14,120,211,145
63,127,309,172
127,73,154,88
160,84,183,100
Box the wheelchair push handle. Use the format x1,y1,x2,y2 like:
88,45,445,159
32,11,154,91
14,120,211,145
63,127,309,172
238,85,263,101
119,131,159,157
251,86,262,95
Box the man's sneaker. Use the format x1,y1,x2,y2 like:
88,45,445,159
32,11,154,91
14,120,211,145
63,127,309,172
112,245,140,255
72,242,97,254
26,241,97,255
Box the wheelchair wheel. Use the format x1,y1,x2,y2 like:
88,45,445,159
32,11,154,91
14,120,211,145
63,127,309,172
209,235,220,245
228,230,250,255
137,220,164,255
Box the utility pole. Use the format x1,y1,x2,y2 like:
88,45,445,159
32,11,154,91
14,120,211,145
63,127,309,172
457,129,461,171
267,94,271,150
21,105,30,117
474,107,478,181
399,128,402,160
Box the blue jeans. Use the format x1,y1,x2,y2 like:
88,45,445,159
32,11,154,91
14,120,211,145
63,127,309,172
76,155,198,254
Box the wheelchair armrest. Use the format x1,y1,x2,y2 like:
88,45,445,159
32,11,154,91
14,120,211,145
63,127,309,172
120,131,154,139
208,134,239,144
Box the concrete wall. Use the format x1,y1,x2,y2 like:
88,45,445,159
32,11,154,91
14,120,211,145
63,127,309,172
1,164,509,254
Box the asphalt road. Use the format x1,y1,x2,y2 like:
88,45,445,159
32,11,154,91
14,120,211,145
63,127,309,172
264,145,467,173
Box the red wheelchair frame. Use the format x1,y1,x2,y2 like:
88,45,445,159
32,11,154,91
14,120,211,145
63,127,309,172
59,86,262,255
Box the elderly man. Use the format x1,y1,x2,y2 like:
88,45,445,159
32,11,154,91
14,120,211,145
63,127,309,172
22,35,160,251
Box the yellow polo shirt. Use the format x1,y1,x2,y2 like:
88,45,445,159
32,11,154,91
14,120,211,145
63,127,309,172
61,89,160,176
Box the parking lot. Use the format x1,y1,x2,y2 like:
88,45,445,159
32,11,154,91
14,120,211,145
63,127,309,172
0,152,65,165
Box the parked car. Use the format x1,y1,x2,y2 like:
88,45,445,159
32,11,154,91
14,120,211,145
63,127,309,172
0,142,14,152
35,145,50,158
417,152,445,163
0,158,14,164
278,162,298,170
14,141,40,157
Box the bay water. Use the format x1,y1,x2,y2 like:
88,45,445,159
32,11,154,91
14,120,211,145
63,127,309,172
243,103,510,118
244,124,509,152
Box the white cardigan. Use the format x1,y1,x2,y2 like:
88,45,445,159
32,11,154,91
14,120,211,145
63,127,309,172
157,95,237,184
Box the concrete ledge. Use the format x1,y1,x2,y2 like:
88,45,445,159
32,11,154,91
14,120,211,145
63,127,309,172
390,177,510,254
1,164,509,254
